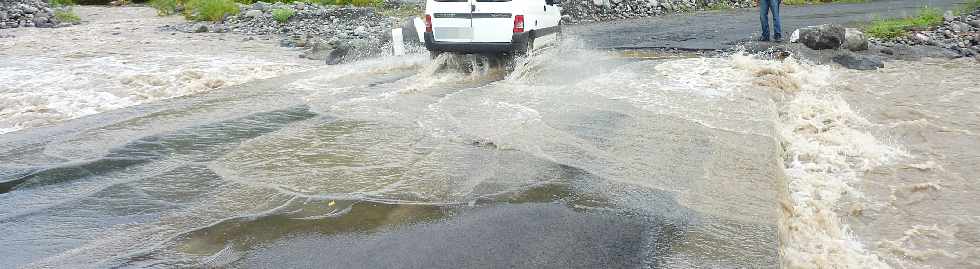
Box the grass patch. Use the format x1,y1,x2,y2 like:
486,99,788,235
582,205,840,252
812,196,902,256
239,0,381,6
864,7,943,39
957,0,980,15
186,0,239,21
706,2,730,10
271,8,295,23
149,0,178,15
54,8,81,23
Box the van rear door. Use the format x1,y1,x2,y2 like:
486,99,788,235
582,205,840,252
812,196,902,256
471,0,514,43
429,0,473,42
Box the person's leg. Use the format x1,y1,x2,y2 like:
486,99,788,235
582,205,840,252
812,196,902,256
771,0,783,40
759,0,771,41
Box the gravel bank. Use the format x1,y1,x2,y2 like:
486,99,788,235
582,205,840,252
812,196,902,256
163,1,412,64
872,8,980,58
0,0,64,28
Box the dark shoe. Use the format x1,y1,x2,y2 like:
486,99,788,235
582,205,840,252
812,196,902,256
773,37,783,43
759,36,770,42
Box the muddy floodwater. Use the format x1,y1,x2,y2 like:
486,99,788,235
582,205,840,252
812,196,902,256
2,7,980,269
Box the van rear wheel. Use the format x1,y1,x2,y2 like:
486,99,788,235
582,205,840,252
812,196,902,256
513,36,534,59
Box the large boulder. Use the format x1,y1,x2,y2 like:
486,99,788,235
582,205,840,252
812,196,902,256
843,28,868,51
833,52,883,71
797,24,846,50
300,39,335,60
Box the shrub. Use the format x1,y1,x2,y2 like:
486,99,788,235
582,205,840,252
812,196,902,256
271,8,295,23
865,8,943,39
149,0,178,15
54,8,81,23
186,0,239,21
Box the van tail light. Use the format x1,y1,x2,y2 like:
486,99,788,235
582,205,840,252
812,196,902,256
513,15,524,33
424,15,433,33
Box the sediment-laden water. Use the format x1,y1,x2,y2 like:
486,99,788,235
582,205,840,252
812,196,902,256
0,7,309,134
2,9,979,268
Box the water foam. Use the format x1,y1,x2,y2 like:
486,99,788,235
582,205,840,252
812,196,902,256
736,53,907,268
0,55,305,134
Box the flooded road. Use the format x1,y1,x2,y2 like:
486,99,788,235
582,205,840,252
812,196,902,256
2,7,980,269
1,43,791,267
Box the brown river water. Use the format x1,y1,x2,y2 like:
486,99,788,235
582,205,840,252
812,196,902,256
1,6,979,269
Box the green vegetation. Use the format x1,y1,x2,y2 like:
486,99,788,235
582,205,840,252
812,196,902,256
149,0,178,15
54,8,81,23
957,0,980,15
186,0,240,21
706,2,730,10
271,8,295,23
864,8,943,39
149,0,240,21
49,0,81,24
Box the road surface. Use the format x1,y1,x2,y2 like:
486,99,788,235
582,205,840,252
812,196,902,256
570,0,967,50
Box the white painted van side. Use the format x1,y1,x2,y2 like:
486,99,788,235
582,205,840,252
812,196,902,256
427,0,473,42
471,1,514,43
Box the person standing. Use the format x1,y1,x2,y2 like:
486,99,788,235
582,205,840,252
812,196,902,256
758,0,782,42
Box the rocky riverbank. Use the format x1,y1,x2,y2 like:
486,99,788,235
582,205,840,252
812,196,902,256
0,0,64,28
871,8,980,58
162,1,412,64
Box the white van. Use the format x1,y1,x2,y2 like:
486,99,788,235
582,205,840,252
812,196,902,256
422,0,562,58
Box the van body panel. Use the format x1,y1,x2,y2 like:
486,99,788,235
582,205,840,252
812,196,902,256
471,0,514,43
424,0,562,54
429,0,473,42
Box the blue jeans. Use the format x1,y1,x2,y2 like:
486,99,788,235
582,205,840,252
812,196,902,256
760,0,782,39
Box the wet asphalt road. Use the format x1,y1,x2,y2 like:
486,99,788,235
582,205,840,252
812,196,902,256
570,0,968,50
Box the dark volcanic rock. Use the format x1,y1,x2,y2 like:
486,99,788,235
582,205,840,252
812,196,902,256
325,45,350,65
833,52,883,70
301,39,335,60
798,24,846,50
